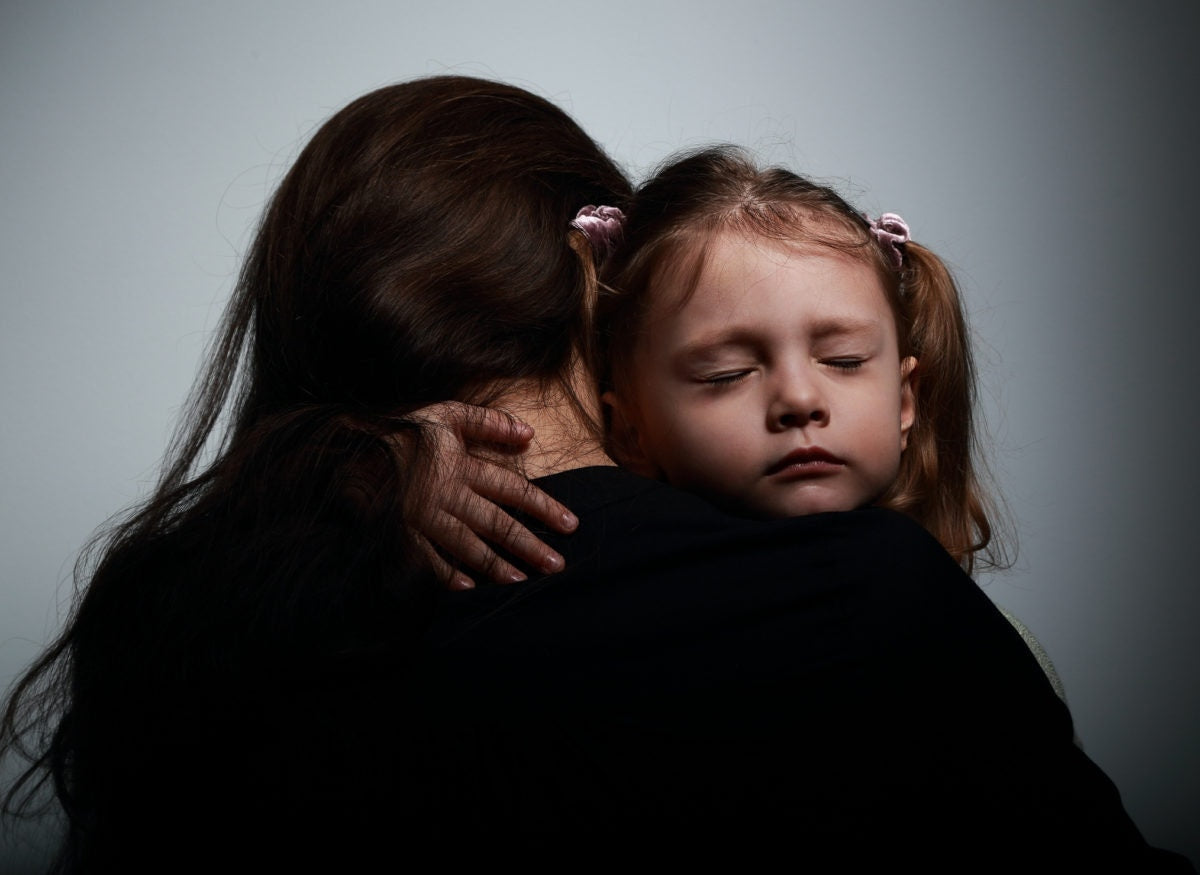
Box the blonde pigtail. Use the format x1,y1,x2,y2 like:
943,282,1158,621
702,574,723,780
882,242,1002,572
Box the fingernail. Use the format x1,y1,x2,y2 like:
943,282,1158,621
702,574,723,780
542,552,564,573
452,575,475,591
561,512,578,532
505,569,527,584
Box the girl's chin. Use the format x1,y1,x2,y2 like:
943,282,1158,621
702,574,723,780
681,477,868,520
739,486,866,520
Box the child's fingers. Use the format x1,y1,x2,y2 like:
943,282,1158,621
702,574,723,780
449,489,565,576
414,533,476,592
452,403,534,448
423,510,530,586
468,461,578,535
400,401,570,583
412,400,533,448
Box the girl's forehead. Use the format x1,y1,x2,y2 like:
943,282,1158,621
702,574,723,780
706,231,852,271
658,229,880,311
631,230,901,355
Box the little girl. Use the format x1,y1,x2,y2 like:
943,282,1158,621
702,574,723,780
417,146,1083,713
430,145,1001,581
594,145,998,571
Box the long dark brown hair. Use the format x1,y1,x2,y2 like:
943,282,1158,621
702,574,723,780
0,76,630,869
598,146,1003,572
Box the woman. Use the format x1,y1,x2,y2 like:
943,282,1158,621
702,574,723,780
1,76,1185,871
0,75,626,871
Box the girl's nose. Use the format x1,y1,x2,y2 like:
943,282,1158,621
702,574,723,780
768,371,828,431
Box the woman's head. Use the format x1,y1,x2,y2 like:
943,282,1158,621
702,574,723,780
600,146,998,569
235,76,631,426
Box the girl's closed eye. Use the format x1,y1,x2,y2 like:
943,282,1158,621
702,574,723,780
822,357,866,372
700,369,754,387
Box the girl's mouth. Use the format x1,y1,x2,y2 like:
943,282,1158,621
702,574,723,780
765,447,845,477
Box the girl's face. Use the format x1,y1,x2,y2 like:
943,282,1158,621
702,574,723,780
608,231,915,518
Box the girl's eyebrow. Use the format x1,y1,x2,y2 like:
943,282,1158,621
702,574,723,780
808,316,883,341
674,329,762,364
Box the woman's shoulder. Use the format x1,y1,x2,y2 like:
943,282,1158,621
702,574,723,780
535,466,954,577
536,465,934,535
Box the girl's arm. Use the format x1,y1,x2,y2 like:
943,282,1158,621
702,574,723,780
404,402,577,590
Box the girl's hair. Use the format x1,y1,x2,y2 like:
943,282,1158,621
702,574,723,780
0,76,631,866
598,146,1002,572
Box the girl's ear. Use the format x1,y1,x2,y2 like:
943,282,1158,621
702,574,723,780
899,357,918,451
601,390,662,479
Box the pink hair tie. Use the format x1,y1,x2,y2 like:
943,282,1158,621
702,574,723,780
571,205,626,258
868,212,910,270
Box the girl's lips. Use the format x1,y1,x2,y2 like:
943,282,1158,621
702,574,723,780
765,447,846,477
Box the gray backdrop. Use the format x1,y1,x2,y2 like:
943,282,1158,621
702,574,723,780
2,0,1197,867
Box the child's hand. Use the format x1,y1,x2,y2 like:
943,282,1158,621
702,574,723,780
404,402,578,591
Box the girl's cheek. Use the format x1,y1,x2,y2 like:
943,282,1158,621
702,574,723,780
667,407,716,449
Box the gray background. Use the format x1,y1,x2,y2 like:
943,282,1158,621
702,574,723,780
2,0,1197,867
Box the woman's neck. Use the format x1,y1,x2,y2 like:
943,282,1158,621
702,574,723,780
491,366,615,479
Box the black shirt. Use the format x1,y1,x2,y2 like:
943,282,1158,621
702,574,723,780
383,467,1189,868
75,466,1190,871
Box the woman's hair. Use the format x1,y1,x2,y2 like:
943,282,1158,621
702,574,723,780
598,146,1002,572
0,76,631,866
